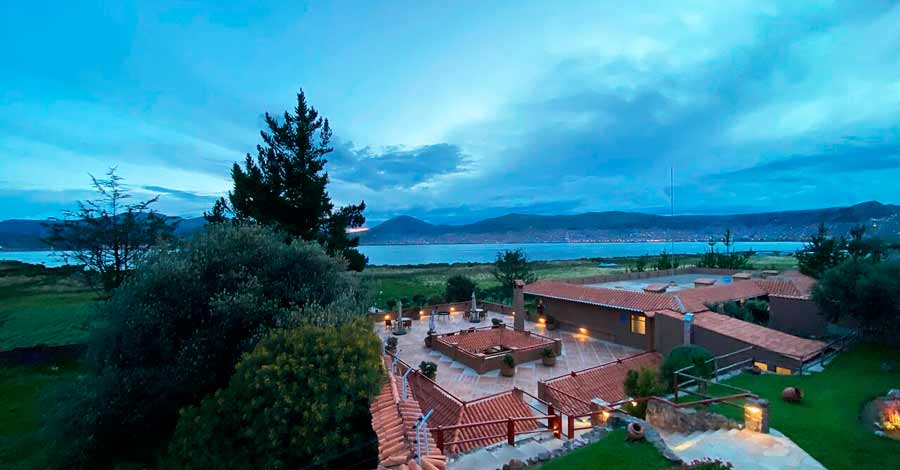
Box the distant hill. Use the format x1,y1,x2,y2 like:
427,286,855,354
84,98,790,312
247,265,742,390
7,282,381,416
0,216,207,251
360,201,900,245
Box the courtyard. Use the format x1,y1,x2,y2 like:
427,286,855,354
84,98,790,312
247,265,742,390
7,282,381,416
375,309,641,401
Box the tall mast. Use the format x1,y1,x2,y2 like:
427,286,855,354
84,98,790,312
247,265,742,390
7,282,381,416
670,165,675,275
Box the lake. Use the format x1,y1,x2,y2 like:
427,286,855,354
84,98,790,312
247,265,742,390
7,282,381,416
1,242,804,267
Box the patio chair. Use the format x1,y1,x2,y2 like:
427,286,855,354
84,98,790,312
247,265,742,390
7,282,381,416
384,319,393,331
402,319,412,328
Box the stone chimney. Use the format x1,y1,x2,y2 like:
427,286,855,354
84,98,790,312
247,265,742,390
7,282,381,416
683,312,694,345
513,279,526,331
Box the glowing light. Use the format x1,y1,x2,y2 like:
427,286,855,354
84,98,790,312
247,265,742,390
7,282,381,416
601,411,610,420
420,310,425,315
578,327,588,334
384,314,390,320
538,318,546,324
745,405,762,415
630,401,638,407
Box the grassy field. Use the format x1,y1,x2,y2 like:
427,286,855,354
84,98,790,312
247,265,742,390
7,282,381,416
0,361,82,469
538,429,670,470
0,261,97,350
366,254,798,309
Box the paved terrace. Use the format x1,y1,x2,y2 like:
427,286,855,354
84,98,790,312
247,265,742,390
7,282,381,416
375,310,641,401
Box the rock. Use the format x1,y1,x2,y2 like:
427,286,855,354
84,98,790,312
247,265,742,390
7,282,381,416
507,458,525,470
875,430,886,438
537,451,551,462
887,389,900,399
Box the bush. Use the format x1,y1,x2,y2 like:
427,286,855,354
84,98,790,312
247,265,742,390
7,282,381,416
623,368,664,418
385,336,398,353
503,354,516,368
681,458,734,469
419,361,438,379
660,345,714,391
491,317,504,326
42,225,366,469
164,320,384,469
542,347,556,359
445,275,477,302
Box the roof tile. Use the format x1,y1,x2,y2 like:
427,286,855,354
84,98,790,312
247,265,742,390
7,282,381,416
525,281,680,312
691,311,826,359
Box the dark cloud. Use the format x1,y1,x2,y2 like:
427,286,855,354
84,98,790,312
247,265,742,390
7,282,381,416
329,142,468,190
142,185,219,203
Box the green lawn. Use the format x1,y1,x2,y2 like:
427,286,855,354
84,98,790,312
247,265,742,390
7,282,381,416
0,261,97,349
722,344,900,470
0,361,83,470
539,429,670,470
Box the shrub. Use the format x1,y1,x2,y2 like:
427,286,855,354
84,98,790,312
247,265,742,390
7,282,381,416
542,347,556,359
164,320,384,469
491,317,504,326
623,368,664,418
445,275,477,302
385,336,398,352
681,458,734,469
419,361,438,379
660,345,714,391
42,225,366,469
503,354,516,368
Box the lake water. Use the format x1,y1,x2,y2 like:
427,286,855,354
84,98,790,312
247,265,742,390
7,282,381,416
1,241,804,267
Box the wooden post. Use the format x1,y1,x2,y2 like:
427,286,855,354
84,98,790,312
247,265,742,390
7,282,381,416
436,427,444,453
507,418,515,446
567,415,575,439
674,374,679,401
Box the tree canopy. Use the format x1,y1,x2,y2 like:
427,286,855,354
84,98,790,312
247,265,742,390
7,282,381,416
492,249,537,297
43,168,175,293
445,274,477,302
43,225,367,469
164,320,383,470
228,90,367,271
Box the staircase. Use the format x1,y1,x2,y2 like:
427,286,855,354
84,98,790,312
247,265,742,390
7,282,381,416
447,431,579,469
660,428,825,469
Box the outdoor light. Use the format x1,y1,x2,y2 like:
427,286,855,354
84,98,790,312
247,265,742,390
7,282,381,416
630,400,638,407
579,327,587,334
420,310,425,315
601,411,610,420
745,405,762,415
384,314,390,320
538,318,546,324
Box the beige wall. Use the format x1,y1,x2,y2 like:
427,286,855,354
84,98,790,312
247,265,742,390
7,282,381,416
768,297,826,337
537,296,652,350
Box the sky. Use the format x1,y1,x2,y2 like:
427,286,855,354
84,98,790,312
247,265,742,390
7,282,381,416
2,1,900,225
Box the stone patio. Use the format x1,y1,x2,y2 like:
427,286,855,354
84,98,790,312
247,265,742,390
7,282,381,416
376,310,642,401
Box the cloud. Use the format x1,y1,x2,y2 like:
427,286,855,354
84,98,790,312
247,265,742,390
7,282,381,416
329,142,469,190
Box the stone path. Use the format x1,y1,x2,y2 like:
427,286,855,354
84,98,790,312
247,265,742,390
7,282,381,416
660,428,825,469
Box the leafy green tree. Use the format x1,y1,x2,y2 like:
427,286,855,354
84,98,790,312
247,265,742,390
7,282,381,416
43,168,174,294
847,223,886,263
634,255,648,272
797,223,846,278
163,320,383,470
445,274,477,302
229,90,367,271
623,368,664,418
706,300,769,325
492,249,537,297
660,345,714,391
43,225,366,469
812,258,900,344
655,249,680,271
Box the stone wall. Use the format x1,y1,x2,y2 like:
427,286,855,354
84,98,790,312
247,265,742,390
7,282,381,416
646,399,742,433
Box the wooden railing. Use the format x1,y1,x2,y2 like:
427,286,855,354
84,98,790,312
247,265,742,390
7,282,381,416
798,330,858,374
434,414,561,454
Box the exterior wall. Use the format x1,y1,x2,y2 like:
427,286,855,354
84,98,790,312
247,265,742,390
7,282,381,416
646,399,742,433
538,297,652,350
768,297,826,337
653,313,685,357
432,326,561,374
691,324,803,372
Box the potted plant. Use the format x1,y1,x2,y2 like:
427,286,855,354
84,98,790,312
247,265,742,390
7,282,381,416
546,315,559,331
385,336,398,353
419,361,438,380
501,354,516,377
542,347,557,366
424,329,436,347
491,318,504,328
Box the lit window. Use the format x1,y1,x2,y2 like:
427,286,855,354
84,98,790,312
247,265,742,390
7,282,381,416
753,361,769,372
775,367,792,375
630,314,646,335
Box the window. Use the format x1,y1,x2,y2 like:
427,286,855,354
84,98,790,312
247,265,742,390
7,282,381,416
753,361,769,372
630,314,646,335
775,367,792,375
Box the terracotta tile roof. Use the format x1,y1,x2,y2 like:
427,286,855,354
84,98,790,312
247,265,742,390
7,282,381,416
388,356,543,455
755,271,816,299
671,281,769,313
694,277,717,286
643,284,669,293
438,328,553,353
541,352,663,414
451,391,539,453
370,363,447,470
691,311,826,359
525,280,680,313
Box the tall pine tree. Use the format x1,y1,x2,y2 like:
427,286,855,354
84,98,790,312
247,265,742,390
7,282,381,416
228,90,367,270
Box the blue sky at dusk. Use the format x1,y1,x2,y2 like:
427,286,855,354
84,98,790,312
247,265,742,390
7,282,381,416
2,1,899,224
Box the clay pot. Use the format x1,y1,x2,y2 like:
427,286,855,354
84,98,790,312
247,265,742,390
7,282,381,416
501,363,515,377
782,386,803,403
626,422,645,441
543,356,557,367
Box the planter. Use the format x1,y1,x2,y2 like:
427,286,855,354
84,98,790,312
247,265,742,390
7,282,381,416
626,422,645,441
542,356,557,367
781,387,803,403
546,322,559,331
424,335,434,348
500,364,515,377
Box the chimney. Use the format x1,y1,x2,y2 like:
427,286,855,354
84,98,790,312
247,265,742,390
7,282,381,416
693,278,716,288
732,272,752,282
513,279,526,331
683,312,694,345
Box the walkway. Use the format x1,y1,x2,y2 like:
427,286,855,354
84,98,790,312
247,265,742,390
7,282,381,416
660,428,825,469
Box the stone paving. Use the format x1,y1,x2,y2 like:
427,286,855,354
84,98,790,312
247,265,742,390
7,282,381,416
376,310,641,401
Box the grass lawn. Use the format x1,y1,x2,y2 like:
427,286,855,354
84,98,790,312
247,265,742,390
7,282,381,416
539,429,671,470
0,361,83,469
0,261,97,350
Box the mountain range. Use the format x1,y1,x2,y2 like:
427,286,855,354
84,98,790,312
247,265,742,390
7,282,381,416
359,201,900,245
2,202,899,250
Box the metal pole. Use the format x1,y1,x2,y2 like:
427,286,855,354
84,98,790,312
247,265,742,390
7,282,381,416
401,368,413,401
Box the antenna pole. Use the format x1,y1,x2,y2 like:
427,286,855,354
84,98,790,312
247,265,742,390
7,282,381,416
670,166,675,276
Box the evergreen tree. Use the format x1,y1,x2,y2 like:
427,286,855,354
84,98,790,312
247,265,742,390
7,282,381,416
797,223,846,278
228,90,367,270
492,249,537,297
203,197,230,224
